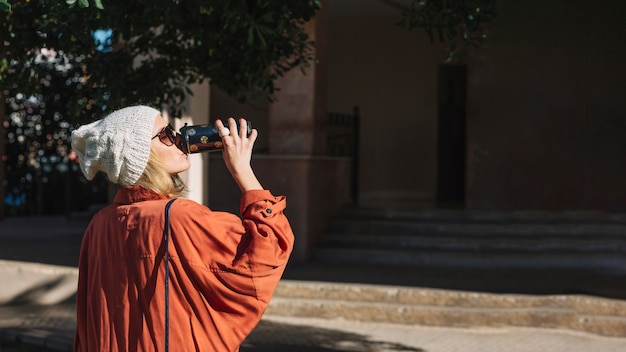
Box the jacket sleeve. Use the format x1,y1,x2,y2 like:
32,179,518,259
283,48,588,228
238,189,295,301
170,189,294,308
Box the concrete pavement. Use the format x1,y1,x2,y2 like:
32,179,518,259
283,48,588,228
1,303,625,351
1,214,626,351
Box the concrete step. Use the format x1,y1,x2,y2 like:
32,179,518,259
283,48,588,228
313,247,626,269
0,260,78,305
338,207,626,225
320,232,625,252
268,280,626,337
327,219,626,238
315,208,626,270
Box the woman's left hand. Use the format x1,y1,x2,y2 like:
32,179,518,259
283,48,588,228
215,117,263,192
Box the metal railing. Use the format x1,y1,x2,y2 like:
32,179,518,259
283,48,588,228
327,106,360,203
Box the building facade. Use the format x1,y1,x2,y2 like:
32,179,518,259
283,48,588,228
188,0,626,261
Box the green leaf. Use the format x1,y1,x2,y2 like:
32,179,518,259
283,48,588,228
0,0,10,12
261,11,273,23
255,28,267,48
66,0,77,6
247,27,254,45
78,0,89,8
94,0,104,9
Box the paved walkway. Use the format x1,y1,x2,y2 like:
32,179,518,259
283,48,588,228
1,304,626,352
250,316,626,352
1,215,625,351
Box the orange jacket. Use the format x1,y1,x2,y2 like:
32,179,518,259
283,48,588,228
74,186,294,351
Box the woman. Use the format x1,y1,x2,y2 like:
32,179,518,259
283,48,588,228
70,105,294,351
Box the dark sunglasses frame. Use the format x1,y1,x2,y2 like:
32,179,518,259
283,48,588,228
152,124,177,146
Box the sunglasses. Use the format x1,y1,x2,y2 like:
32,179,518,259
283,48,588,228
152,124,178,146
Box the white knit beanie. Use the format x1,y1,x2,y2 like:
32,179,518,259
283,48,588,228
70,105,160,186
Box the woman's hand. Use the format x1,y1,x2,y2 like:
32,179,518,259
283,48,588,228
215,117,263,192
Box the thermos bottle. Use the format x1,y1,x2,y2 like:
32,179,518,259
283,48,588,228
176,121,252,154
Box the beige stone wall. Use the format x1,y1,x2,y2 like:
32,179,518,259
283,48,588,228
208,1,626,214
326,15,444,207
208,7,446,210
466,0,626,210
203,1,626,262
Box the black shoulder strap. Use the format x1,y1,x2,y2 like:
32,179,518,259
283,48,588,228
163,198,177,352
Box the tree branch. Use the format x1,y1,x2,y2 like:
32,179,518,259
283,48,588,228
376,0,422,12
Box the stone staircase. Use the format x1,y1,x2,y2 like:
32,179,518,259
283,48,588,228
268,207,626,337
267,280,626,337
312,207,626,271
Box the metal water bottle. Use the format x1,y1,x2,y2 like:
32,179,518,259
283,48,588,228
176,121,252,154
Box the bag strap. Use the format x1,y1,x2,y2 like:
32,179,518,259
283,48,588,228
163,198,177,352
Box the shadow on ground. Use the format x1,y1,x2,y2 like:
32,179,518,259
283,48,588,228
243,320,424,352
283,262,626,300
0,310,424,352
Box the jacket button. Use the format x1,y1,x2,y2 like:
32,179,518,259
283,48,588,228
266,208,273,214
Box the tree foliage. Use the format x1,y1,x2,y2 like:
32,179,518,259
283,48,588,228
1,0,321,122
2,53,107,216
397,0,496,62
0,0,10,12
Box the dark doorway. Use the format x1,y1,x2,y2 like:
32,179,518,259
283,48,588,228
436,64,467,208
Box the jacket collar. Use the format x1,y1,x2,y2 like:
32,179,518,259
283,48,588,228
113,186,169,204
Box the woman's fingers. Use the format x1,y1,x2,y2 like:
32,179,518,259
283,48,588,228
237,118,248,138
214,117,262,192
218,117,256,144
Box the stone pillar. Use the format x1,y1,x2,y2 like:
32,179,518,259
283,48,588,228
268,0,328,156
260,1,340,262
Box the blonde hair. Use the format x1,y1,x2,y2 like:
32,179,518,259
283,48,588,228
135,148,187,198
